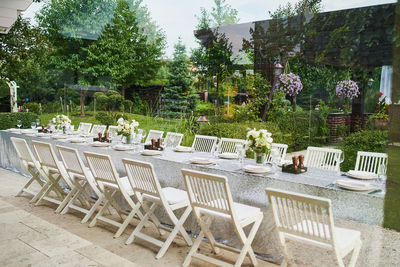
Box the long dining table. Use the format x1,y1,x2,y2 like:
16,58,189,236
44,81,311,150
0,129,385,260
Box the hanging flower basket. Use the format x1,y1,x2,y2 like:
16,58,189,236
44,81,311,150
277,73,303,97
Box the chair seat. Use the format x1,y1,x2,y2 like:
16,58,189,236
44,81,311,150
101,176,134,196
143,187,188,205
289,220,360,255
199,201,260,222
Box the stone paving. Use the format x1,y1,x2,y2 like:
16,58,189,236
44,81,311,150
0,168,399,267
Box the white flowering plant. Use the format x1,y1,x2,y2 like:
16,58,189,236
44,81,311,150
116,118,139,137
246,128,273,154
52,114,71,129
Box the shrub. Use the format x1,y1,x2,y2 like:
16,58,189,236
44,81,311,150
339,130,388,172
194,101,214,117
0,112,39,130
95,111,127,126
42,101,62,113
22,102,41,114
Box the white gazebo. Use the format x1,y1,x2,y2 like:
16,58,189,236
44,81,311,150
0,0,32,34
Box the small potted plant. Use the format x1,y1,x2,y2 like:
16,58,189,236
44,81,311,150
246,128,273,164
335,80,360,113
117,118,139,144
277,72,303,112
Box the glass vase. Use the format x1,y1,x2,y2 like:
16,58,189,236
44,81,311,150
254,152,266,165
124,135,132,144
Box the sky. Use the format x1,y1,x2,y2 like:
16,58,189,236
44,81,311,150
22,0,397,57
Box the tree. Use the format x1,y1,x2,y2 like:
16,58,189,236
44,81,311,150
210,0,240,27
84,0,165,98
162,38,197,116
0,17,52,102
270,0,323,19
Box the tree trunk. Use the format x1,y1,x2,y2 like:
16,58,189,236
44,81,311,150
293,95,297,112
121,86,126,99
80,88,85,117
215,73,220,115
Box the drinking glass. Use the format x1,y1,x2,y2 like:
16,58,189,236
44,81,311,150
36,118,41,127
377,164,386,186
31,122,36,131
270,148,280,172
16,120,22,129
236,143,244,166
336,153,345,174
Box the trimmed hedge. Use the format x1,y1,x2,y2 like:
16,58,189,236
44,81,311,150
339,130,388,172
0,112,39,130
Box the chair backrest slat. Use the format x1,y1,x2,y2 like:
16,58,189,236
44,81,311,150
355,151,388,174
304,146,342,171
84,152,118,185
78,122,92,135
107,126,120,139
164,132,184,148
145,130,164,144
182,169,235,217
217,138,246,154
11,137,36,164
31,140,58,169
266,143,288,163
266,188,334,245
90,125,106,135
56,145,85,176
192,135,218,153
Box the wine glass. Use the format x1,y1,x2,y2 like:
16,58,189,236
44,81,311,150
336,153,345,174
236,143,244,166
16,120,22,130
36,118,41,127
270,148,280,172
30,122,36,131
377,164,386,186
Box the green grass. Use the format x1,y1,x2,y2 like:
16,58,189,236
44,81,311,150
39,113,195,146
383,145,400,231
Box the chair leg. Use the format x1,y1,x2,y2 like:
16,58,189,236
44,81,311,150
16,169,41,197
197,215,219,254
182,230,204,267
81,196,104,224
89,198,111,228
125,202,158,245
155,206,193,259
30,181,51,203
56,186,78,214
114,201,142,238
348,239,362,267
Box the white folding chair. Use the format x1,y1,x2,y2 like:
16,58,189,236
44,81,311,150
191,135,218,153
11,137,46,200
77,122,92,135
182,169,263,267
354,151,388,175
56,145,104,223
266,188,362,267
144,129,164,144
266,143,288,163
84,151,144,238
304,146,343,172
217,137,246,154
107,125,121,140
90,124,107,136
123,159,192,259
31,140,76,207
164,132,184,148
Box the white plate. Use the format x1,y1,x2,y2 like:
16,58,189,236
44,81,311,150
70,138,86,143
346,170,378,180
52,135,67,139
141,150,162,156
92,141,111,147
8,128,21,133
219,152,238,159
36,133,48,137
21,129,34,134
174,146,193,153
242,165,272,174
189,157,214,165
114,145,134,151
336,179,375,191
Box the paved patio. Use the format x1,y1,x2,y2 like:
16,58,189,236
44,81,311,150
0,168,399,266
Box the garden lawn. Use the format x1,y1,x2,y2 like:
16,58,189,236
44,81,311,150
384,145,400,231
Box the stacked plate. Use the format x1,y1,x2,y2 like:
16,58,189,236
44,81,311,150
70,137,86,143
52,135,67,139
189,157,214,165
242,165,272,174
174,146,193,153
346,170,378,180
219,152,238,159
91,141,111,147
113,144,133,151
141,150,162,156
336,179,375,191
36,133,48,137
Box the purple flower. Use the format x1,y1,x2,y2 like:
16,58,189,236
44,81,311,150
277,73,303,96
336,80,359,99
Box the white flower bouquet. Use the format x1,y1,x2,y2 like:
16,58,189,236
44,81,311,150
52,114,71,129
116,118,139,137
246,129,273,154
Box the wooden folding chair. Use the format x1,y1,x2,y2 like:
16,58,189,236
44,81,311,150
11,137,45,200
266,188,362,267
355,151,388,175
217,137,246,154
123,158,193,259
77,122,92,135
182,169,263,267
164,132,184,148
144,129,164,144
90,124,107,136
191,135,218,153
304,146,343,172
266,143,288,164
31,140,75,207
84,151,144,238
55,145,104,223
107,125,121,140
